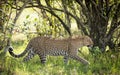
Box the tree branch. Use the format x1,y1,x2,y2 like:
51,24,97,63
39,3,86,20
107,3,120,37
7,0,29,47
43,0,71,36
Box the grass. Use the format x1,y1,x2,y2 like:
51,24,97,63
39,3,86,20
0,41,120,75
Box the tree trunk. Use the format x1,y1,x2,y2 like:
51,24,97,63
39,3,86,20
0,1,4,50
75,0,120,52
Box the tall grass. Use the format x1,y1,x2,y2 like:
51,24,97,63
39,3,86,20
0,42,120,75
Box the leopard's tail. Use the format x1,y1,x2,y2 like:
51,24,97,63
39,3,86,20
8,44,31,58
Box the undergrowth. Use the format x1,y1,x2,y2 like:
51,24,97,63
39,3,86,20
0,42,120,75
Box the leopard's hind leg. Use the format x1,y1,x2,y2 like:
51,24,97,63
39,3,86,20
23,48,35,62
37,50,47,64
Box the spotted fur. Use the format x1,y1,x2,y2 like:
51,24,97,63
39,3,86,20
8,36,93,65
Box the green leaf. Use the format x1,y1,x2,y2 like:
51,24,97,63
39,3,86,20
26,15,30,19
34,18,37,21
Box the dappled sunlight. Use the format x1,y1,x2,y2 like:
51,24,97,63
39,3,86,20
12,33,27,41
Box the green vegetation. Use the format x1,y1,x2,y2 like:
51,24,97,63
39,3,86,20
0,42,120,75
0,0,120,75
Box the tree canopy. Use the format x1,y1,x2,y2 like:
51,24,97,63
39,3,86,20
0,0,120,51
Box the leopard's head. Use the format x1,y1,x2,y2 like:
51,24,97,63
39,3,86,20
81,36,93,48
73,36,93,48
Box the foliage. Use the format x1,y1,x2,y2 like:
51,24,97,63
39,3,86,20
0,0,12,50
0,42,120,75
12,14,66,40
0,0,120,52
0,0,120,74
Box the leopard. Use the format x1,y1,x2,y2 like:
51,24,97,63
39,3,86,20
8,36,93,65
